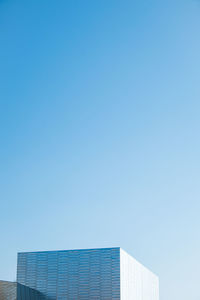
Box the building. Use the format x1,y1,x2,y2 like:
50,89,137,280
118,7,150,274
17,247,159,300
0,280,16,300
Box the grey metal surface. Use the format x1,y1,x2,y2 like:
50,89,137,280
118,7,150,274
0,281,16,300
17,247,159,300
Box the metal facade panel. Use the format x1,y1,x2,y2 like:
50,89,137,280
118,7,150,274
17,248,120,300
120,249,159,300
0,281,16,300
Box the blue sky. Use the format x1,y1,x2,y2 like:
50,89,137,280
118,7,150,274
0,0,200,299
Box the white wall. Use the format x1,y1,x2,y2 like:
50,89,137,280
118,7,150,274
120,249,159,300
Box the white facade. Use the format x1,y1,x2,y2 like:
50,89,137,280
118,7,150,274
120,249,159,300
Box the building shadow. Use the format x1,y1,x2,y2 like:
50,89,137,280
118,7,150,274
17,283,47,300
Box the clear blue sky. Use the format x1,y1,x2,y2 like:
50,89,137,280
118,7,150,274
0,0,200,299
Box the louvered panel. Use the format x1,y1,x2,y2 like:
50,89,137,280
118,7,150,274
17,248,120,299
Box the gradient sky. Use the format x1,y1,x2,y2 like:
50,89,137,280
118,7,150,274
1,0,200,299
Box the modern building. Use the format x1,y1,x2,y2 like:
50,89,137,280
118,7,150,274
17,247,159,300
0,280,16,300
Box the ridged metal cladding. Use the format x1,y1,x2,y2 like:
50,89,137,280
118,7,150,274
17,248,121,300
0,281,17,300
